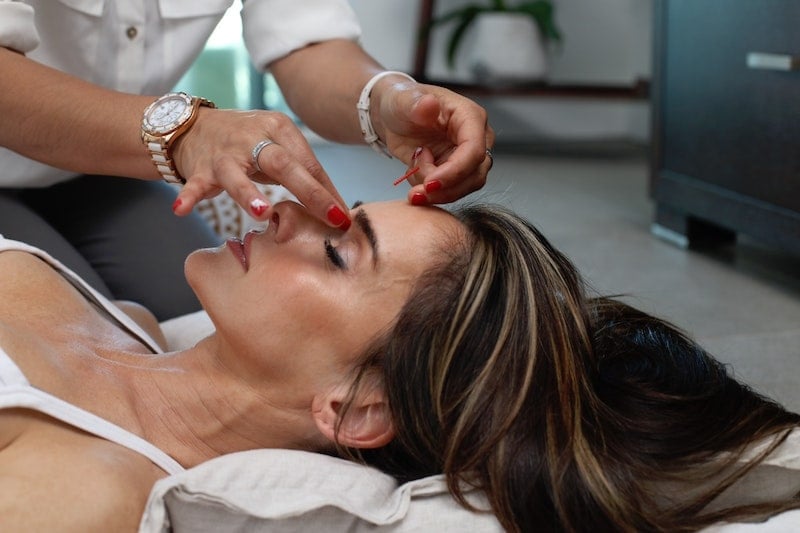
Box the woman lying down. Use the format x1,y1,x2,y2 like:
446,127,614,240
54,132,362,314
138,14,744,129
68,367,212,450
0,200,797,532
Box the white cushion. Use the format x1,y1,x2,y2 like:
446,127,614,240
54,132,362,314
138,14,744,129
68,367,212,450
701,429,800,532
138,449,502,532
137,430,799,532
160,310,215,351
702,510,800,533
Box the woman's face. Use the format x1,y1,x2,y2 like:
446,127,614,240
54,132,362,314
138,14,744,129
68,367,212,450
186,200,464,395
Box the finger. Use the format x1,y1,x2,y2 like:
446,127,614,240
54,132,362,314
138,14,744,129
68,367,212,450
408,144,493,206
404,147,438,206
252,123,349,210
172,175,223,216
425,144,487,202
296,151,349,211
210,156,274,221
254,142,351,230
392,88,493,196
428,115,495,202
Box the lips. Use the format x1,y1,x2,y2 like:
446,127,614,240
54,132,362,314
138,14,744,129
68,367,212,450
226,238,247,271
228,230,265,272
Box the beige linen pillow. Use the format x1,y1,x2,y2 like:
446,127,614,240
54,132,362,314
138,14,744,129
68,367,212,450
138,449,502,532
137,431,799,533
700,429,800,532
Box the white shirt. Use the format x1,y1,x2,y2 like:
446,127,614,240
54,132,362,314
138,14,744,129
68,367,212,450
0,0,362,187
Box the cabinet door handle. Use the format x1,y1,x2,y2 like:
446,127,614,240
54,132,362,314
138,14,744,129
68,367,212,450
746,52,800,71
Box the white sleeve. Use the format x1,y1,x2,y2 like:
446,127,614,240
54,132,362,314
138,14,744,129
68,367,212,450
241,0,362,71
0,1,40,53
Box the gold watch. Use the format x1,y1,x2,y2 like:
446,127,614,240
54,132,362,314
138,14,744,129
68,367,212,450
140,92,216,184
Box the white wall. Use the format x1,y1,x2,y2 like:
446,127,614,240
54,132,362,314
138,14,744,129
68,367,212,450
347,1,418,71
349,0,653,145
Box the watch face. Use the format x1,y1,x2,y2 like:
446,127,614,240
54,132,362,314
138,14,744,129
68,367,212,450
143,93,194,135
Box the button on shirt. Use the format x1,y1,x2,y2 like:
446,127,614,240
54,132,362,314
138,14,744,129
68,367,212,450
0,0,361,187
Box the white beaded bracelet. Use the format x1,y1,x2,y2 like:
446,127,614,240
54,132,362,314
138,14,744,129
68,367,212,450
356,70,416,158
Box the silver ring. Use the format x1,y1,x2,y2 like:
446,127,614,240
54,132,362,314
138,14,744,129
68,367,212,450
485,148,494,170
251,139,276,173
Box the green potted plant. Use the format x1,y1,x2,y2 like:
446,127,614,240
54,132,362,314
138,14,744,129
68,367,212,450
428,0,561,81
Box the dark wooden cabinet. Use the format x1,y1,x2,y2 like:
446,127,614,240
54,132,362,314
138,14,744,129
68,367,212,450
650,0,800,253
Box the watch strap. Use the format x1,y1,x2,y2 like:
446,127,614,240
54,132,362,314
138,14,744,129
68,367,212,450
142,94,216,184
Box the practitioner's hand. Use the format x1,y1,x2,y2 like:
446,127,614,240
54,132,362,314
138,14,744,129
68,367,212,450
374,79,495,206
170,108,352,230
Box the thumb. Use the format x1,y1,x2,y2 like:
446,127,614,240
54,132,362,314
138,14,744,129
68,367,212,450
406,92,441,130
385,89,440,133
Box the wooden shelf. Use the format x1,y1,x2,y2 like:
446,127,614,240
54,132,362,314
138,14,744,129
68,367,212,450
414,76,650,99
413,0,650,100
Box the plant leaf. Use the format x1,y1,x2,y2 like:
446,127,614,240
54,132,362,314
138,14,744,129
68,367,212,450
515,2,562,41
445,7,484,69
423,6,477,44
428,5,482,28
428,1,562,69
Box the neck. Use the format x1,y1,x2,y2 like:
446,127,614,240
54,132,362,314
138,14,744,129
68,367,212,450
111,336,326,469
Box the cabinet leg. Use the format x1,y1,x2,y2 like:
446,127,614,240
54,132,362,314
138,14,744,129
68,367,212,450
652,204,736,249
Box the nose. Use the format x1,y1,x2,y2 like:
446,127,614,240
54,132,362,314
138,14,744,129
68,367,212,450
271,200,330,244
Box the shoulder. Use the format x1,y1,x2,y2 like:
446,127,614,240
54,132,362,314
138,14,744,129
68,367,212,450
0,249,65,295
0,248,50,276
0,250,92,327
0,251,58,316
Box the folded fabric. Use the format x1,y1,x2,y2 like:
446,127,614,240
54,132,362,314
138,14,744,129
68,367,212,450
138,430,800,532
139,449,502,532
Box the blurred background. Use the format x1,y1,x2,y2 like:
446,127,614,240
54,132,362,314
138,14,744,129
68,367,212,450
176,0,651,149
175,0,800,413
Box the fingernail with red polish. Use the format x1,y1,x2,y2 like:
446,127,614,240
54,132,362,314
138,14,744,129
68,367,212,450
327,205,351,231
250,198,268,217
411,192,428,206
424,180,442,193
172,198,182,212
412,146,423,161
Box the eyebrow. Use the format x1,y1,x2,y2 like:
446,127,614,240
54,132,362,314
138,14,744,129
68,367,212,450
353,208,379,269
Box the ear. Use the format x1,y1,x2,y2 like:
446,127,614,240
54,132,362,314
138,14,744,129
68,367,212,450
312,381,395,449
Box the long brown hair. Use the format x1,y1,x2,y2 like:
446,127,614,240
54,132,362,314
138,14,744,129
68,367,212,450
341,204,800,532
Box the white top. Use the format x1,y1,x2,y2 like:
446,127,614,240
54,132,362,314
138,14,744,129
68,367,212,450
0,0,362,187
0,235,184,474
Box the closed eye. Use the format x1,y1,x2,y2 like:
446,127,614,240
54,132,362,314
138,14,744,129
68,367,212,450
324,237,346,270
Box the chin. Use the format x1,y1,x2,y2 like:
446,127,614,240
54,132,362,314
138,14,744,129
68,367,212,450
184,246,224,300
